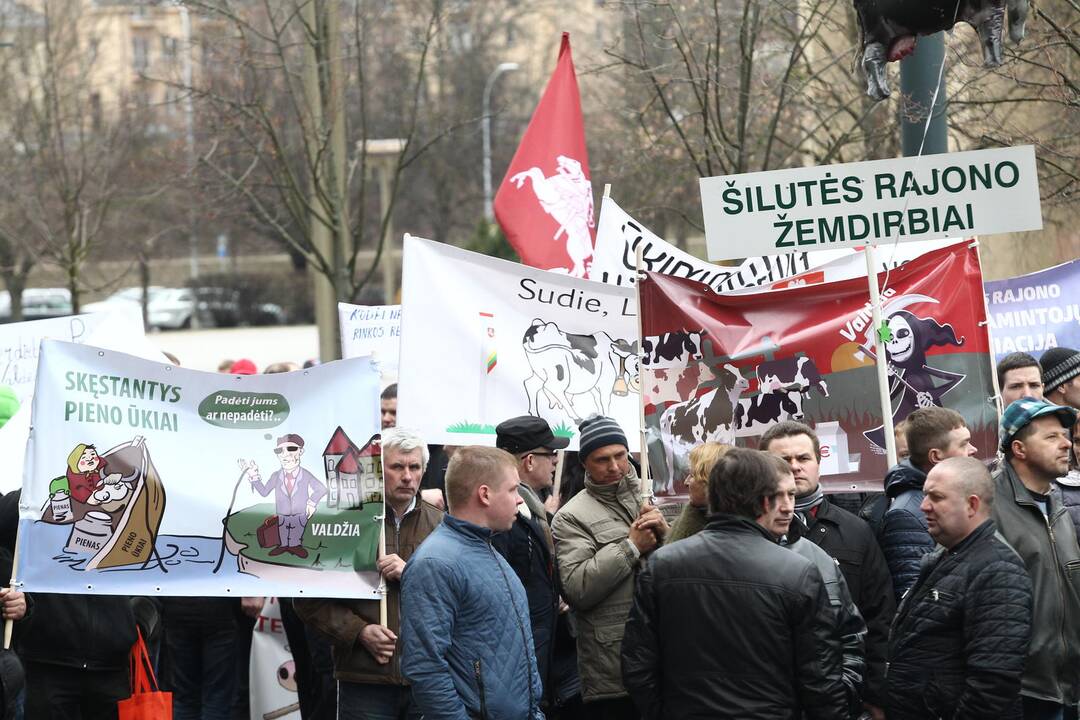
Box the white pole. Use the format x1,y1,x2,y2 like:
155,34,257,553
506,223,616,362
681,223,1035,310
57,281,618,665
865,246,898,468
635,246,652,504
970,238,1004,417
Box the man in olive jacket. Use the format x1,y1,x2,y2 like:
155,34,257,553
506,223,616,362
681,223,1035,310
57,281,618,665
551,416,668,719
295,428,443,720
992,399,1080,718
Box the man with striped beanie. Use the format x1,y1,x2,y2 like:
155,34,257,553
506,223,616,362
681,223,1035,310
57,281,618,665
551,415,668,720
1040,347,1080,411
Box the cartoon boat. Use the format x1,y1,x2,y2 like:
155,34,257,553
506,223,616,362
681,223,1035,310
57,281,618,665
41,437,166,571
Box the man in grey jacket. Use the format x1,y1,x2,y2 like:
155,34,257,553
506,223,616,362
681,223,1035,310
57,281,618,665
993,397,1080,719
551,415,668,719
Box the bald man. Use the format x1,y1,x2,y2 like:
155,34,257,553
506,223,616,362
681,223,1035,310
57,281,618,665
887,457,1033,720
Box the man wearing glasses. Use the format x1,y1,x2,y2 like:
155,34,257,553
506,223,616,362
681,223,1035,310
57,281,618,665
245,433,327,558
494,415,569,711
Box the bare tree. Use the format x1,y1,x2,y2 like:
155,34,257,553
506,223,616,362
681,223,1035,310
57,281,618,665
0,0,145,314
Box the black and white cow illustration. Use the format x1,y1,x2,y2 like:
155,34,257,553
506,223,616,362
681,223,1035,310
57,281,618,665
522,319,638,422
756,356,829,400
735,356,829,433
641,331,704,368
657,363,749,494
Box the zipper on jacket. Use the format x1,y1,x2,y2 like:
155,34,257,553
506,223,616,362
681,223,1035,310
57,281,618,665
1045,512,1068,699
474,658,488,720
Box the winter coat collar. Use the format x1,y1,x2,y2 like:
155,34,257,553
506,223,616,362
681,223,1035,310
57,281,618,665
441,514,494,544
885,458,927,499
704,513,779,543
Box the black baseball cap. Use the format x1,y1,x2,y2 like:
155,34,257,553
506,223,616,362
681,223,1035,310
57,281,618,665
495,415,570,455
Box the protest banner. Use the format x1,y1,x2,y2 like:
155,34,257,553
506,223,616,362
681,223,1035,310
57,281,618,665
16,341,382,598
0,309,144,404
250,598,301,720
398,235,639,450
984,258,1080,362
639,242,995,495
699,145,1041,260
338,303,401,381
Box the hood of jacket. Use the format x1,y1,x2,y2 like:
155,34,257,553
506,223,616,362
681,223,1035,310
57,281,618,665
885,459,927,499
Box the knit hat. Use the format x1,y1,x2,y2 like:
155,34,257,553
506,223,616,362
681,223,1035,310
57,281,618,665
999,397,1078,452
1040,347,1080,394
578,415,628,463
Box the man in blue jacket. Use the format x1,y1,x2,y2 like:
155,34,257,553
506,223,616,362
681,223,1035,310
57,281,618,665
880,407,976,602
400,446,544,720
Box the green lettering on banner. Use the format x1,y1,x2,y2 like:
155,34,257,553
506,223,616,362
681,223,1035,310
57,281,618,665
198,390,290,429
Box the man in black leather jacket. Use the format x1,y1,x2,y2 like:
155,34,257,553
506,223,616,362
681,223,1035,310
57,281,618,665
621,448,847,720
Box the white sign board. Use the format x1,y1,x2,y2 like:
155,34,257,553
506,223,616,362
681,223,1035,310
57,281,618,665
0,310,145,404
398,236,639,450
338,303,401,380
250,598,301,720
700,145,1041,260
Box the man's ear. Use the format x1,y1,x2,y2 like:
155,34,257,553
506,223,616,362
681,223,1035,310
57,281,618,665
1010,439,1026,461
928,447,943,465
477,484,492,508
967,494,981,518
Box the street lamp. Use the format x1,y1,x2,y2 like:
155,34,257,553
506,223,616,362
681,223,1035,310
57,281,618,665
482,62,518,222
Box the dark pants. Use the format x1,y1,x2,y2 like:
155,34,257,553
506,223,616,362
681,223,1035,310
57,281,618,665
584,696,639,720
337,682,420,720
280,598,336,720
165,619,237,720
24,661,129,720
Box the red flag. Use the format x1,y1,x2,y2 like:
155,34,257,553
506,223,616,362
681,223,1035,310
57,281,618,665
494,33,594,278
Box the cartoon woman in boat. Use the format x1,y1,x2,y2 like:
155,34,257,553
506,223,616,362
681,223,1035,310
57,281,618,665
62,442,135,512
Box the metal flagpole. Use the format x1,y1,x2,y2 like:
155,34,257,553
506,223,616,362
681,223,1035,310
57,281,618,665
865,245,898,468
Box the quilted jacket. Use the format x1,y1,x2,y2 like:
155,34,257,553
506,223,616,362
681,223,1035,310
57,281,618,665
620,515,848,720
400,514,544,720
880,460,936,603
886,519,1032,719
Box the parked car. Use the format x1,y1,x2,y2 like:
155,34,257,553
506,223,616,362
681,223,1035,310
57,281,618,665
0,288,73,323
82,286,213,330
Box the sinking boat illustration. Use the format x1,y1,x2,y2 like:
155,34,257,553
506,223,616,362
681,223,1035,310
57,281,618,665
41,436,166,571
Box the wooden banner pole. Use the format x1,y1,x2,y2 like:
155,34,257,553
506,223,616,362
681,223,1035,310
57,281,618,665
865,245,898,468
635,246,652,504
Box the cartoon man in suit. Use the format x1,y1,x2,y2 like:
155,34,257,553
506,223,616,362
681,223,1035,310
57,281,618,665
242,434,327,558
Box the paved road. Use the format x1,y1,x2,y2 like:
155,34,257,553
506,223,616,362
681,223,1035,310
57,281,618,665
152,324,320,372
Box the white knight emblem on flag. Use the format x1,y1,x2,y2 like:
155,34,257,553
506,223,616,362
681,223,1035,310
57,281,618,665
510,155,594,278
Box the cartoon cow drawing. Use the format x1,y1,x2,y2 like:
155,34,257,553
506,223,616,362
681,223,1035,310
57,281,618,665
522,319,638,422
641,331,704,368
657,364,749,494
756,356,829,399
735,356,829,434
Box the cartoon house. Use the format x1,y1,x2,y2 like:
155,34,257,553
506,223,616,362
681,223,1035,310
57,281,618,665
322,428,382,509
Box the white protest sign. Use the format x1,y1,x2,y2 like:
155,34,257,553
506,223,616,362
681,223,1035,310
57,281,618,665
700,145,1041,260
338,303,401,380
591,195,818,292
0,309,145,404
398,236,639,450
250,598,301,720
17,342,383,598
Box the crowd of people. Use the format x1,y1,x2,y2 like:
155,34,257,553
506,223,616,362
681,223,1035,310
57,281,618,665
0,347,1079,720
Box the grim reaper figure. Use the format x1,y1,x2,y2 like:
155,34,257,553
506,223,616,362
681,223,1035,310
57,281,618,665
863,307,965,451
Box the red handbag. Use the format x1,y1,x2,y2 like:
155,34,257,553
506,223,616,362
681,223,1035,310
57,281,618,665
118,628,172,720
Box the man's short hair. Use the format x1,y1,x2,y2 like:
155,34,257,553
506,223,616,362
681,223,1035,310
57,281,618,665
905,407,966,472
380,383,398,401
758,421,821,461
381,427,430,470
996,352,1039,389
445,446,516,513
708,448,785,520
934,456,994,510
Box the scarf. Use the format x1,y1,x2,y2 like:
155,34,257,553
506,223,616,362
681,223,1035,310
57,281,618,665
794,485,825,523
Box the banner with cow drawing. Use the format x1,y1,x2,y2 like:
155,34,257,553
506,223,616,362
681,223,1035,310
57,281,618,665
640,242,995,496
398,235,640,450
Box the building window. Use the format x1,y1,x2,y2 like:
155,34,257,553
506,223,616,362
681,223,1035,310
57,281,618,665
161,36,178,62
132,35,149,73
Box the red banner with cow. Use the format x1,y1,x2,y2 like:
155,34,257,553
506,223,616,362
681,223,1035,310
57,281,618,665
640,242,995,496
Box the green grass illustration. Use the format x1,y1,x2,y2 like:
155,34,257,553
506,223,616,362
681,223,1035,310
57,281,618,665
446,421,497,434
552,421,576,439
